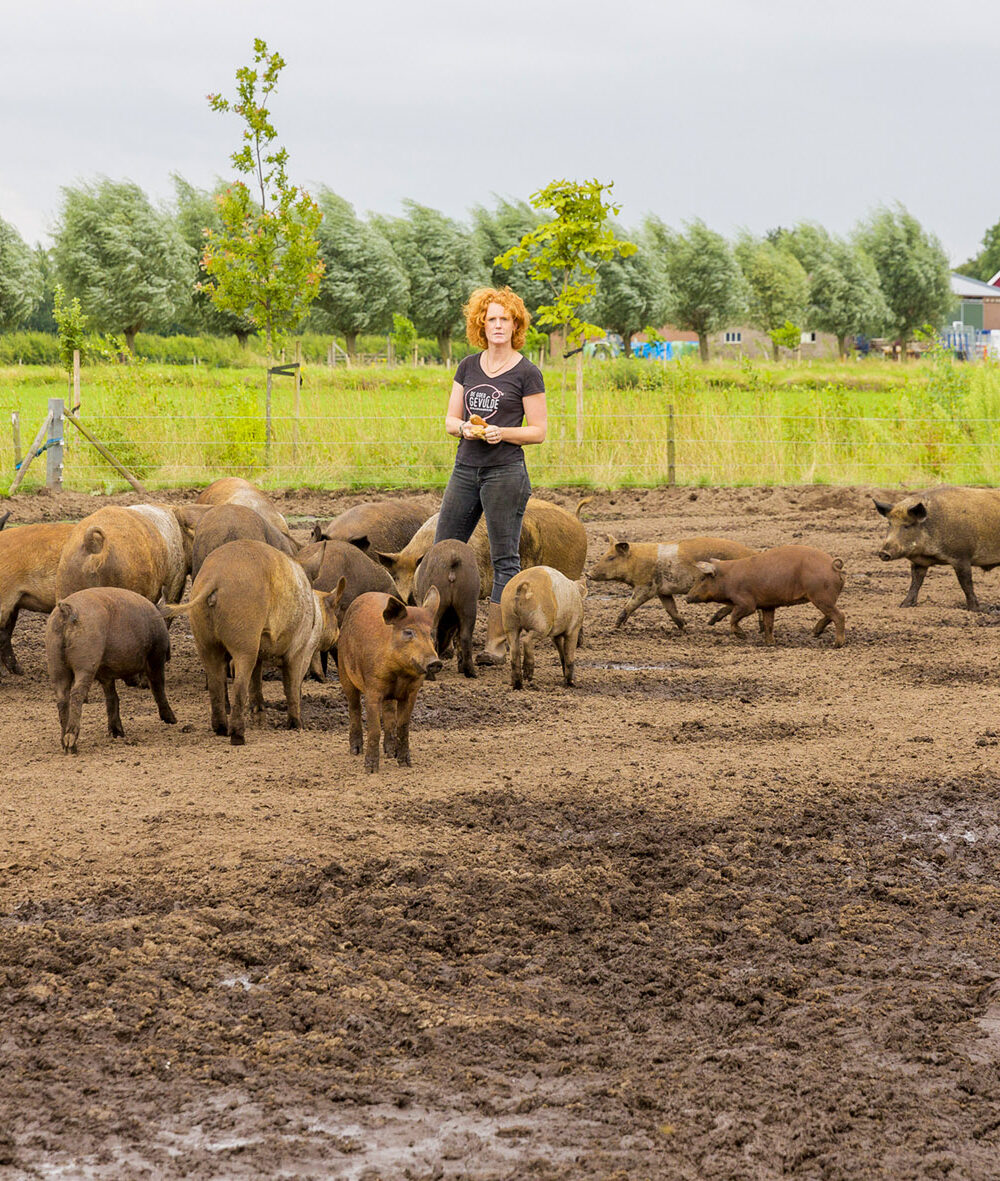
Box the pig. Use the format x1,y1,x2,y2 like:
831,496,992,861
310,498,434,553
0,521,75,676
412,540,481,679
192,502,298,579
295,538,400,677
373,497,590,604
590,536,759,630
45,587,177,754
161,540,344,745
124,504,190,603
873,487,1000,611
0,510,9,531
56,507,173,605
501,566,588,690
686,545,846,648
196,477,297,548
336,589,443,773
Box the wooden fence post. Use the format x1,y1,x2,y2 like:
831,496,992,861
73,349,81,411
667,403,676,486
11,412,21,470
47,398,64,491
8,412,53,495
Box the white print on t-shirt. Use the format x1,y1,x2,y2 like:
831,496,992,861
466,384,502,419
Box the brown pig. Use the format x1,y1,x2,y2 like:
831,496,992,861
590,536,758,629
501,566,587,690
337,589,443,773
686,545,846,647
45,587,177,754
192,502,299,579
196,477,297,548
0,521,75,676
374,497,590,604
162,540,344,745
873,486,1000,610
413,539,481,679
310,498,433,553
56,507,173,605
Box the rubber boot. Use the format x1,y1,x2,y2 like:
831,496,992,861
475,601,507,666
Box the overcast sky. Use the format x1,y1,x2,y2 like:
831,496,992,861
2,0,996,266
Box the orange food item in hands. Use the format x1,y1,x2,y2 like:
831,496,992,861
468,414,488,440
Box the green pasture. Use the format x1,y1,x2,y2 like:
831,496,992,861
2,353,1000,493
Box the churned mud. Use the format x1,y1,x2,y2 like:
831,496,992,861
2,484,1000,1179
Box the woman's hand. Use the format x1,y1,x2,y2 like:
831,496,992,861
484,424,502,445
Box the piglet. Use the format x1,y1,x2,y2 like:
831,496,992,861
46,587,177,753
686,544,846,647
413,539,481,678
500,566,587,689
337,589,442,772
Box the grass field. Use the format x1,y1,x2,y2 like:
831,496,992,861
2,353,1000,493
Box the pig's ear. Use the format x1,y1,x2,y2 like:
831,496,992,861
0,509,9,531
422,585,441,613
605,533,617,547
329,575,347,609
298,542,325,583
872,498,893,518
614,541,630,556
907,501,928,522
310,522,325,542
372,549,398,570
694,561,716,576
576,579,588,599
383,596,408,625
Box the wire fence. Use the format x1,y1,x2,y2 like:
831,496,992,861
5,403,1000,491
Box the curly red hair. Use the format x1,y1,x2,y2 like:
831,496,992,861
463,287,531,350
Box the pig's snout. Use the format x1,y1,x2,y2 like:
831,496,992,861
426,658,444,676
877,549,893,562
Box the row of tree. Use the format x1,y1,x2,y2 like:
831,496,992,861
0,178,958,362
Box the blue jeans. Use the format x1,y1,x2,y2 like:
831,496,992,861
435,459,531,602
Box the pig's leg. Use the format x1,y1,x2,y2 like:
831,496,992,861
51,665,72,747
814,604,846,647
64,669,95,754
508,625,524,690
228,652,256,746
0,606,23,674
952,561,981,611
522,634,536,684
900,562,929,607
394,692,418,766
250,657,265,719
382,698,398,758
146,657,177,725
563,628,580,686
100,676,126,738
458,613,477,679
707,605,733,626
760,609,776,646
199,642,230,737
657,593,686,631
281,651,310,731
341,679,363,756
615,585,656,627
728,600,755,639
363,691,382,772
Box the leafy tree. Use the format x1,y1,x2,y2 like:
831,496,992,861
172,174,255,343
312,189,408,359
203,39,323,359
379,201,485,363
591,227,669,356
496,178,635,348
734,234,809,360
471,197,551,318
855,205,952,352
782,223,890,358
646,217,746,362
52,178,192,353
24,245,57,333
955,218,1000,283
390,312,417,364
0,215,42,331
52,285,89,373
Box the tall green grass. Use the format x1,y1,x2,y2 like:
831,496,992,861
2,354,999,493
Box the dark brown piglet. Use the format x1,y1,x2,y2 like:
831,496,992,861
412,539,481,679
336,589,442,773
45,587,177,754
686,544,846,647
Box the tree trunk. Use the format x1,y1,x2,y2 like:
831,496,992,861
622,331,633,359
837,334,847,360
124,328,138,358
345,331,358,361
437,332,451,368
236,330,250,347
698,333,710,363
771,339,780,363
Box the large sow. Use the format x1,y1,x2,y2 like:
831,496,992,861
873,486,1000,611
56,507,176,605
192,503,298,579
196,477,296,547
311,498,434,553
0,521,75,676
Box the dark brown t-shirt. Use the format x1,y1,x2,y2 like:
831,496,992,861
454,353,545,468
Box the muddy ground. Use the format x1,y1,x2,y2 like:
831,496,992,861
2,483,1000,1179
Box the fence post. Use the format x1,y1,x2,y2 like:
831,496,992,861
11,412,21,470
667,403,675,486
73,349,81,411
47,399,64,491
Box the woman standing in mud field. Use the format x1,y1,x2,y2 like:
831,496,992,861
437,287,547,664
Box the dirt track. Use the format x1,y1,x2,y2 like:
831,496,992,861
2,484,1000,1179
